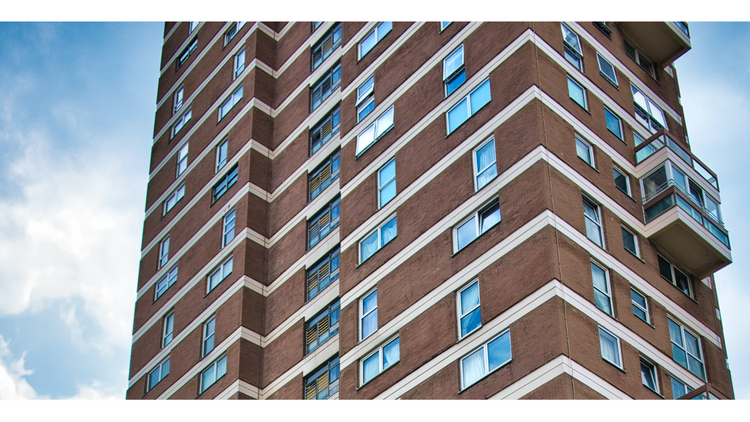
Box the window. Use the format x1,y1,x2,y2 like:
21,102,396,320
473,137,497,191
455,198,501,252
200,355,227,394
575,135,594,167
309,151,340,202
625,40,655,78
593,22,612,38
631,84,667,132
561,23,583,71
458,281,481,338
640,359,659,393
164,185,185,215
669,318,705,380
216,139,228,172
460,330,511,390
604,107,623,140
308,197,340,249
658,255,691,297
222,209,236,247
147,358,170,392
311,62,341,111
172,109,191,138
155,267,178,300
567,76,587,109
360,289,377,341
310,105,340,155
378,159,396,208
305,357,339,400
158,237,170,269
440,22,451,31
358,22,392,59
361,336,399,385
591,262,613,316
189,21,199,33
356,106,394,155
598,326,622,368
597,53,618,86
443,45,466,96
202,316,216,357
447,79,491,134
224,22,245,46
219,85,243,120
313,22,323,31
306,300,340,354
173,86,184,114
162,312,174,348
671,376,693,399
356,75,375,122
621,227,639,257
312,23,342,70
631,289,650,323
208,256,233,293
583,197,603,247
178,38,197,68
176,143,188,177
359,215,397,263
306,247,340,301
234,48,245,79
613,167,630,196
212,165,238,203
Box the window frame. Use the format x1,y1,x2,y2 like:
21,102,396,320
173,86,184,114
200,355,227,394
356,105,394,156
457,280,482,339
377,158,396,209
613,167,631,196
177,38,197,68
591,261,613,317
305,356,340,400
234,48,245,80
473,137,497,192
561,23,583,71
575,135,595,167
443,44,466,97
604,107,624,140
567,75,587,110
311,62,341,112
312,23,342,71
307,196,341,250
459,329,512,390
670,375,692,399
310,105,341,155
176,143,189,177
219,85,243,121
360,335,400,385
308,150,340,202
223,22,245,46
446,78,491,135
668,317,705,380
597,53,618,86
215,139,228,173
583,196,604,247
631,288,650,323
631,84,667,132
207,256,233,293
202,316,216,357
162,312,174,348
598,326,623,369
359,289,378,341
306,247,340,301
453,198,501,253
640,358,659,394
440,22,451,31
212,165,238,203
164,184,185,215
147,357,170,392
222,209,236,248
359,214,397,264
158,236,169,269
171,109,191,139
155,266,178,300
621,226,640,257
658,255,692,298
356,75,375,122
306,300,340,355
358,22,392,60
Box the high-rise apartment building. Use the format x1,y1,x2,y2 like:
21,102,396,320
127,21,734,400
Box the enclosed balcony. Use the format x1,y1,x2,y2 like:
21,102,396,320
618,22,691,66
635,133,731,278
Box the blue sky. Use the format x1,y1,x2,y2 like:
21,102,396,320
0,21,748,400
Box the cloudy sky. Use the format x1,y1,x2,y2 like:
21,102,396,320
0,21,748,400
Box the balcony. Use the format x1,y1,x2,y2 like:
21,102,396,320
618,22,691,66
636,132,731,278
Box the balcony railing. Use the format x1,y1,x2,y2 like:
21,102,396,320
644,189,729,248
636,132,718,189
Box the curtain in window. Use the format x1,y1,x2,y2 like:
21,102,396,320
461,283,480,315
363,353,379,383
599,329,619,366
362,310,377,339
361,232,378,262
382,217,397,245
383,338,399,368
456,217,476,250
475,141,497,189
462,349,485,388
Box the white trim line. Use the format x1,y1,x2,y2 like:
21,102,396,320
159,22,233,77
216,379,260,400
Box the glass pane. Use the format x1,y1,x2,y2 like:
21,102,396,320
469,80,491,114
668,319,683,345
202,366,215,391
632,86,649,112
379,160,396,188
575,138,592,164
480,202,501,233
605,109,622,139
614,169,629,193
671,377,687,399
672,344,688,368
444,46,464,79
591,263,608,293
641,362,656,391
564,48,582,71
461,308,482,337
476,140,496,173
568,78,586,108
476,165,497,191
362,310,377,339
684,331,701,358
460,282,480,313
357,125,375,154
357,76,374,102
363,290,377,314
380,180,396,208
633,306,648,321
487,332,511,371
383,338,400,368
217,356,227,379
688,356,705,380
622,228,637,254
360,32,376,57
446,70,466,96
674,269,690,296
360,230,379,262
585,217,602,246
599,328,620,366
381,216,397,245
461,348,486,388
456,216,477,250
375,107,394,138
631,290,647,309
598,55,617,83
377,22,392,39
594,290,612,315
447,98,469,133
562,24,581,53
358,100,375,121
658,256,673,283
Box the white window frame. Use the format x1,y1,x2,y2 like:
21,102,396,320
178,39,197,67
171,109,191,139
591,261,613,317
598,326,623,369
189,21,199,33
203,316,216,357
631,288,650,323
567,75,587,110
640,358,659,394
155,266,178,300
360,335,399,385
207,256,233,293
669,317,705,380
158,236,170,269
222,209,236,248
234,48,245,80
356,105,394,155
671,375,692,399
453,198,501,252
147,358,170,392
621,226,640,257
443,45,465,97
457,280,482,339
604,107,623,140
613,167,631,196
446,78,491,135
162,312,174,348
631,84,667,132
216,139,228,173
163,185,185,215
356,75,375,122
173,86,184,114
583,196,604,247
200,355,227,394
359,215,397,264
473,137,497,192
358,22,392,60
575,135,595,167
597,53,618,86
561,23,583,71
223,22,245,46
219,85,243,121
440,22,451,31
359,289,378,341
377,158,396,209
459,329,512,390
176,143,188,177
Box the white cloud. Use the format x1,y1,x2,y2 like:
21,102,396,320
0,335,41,399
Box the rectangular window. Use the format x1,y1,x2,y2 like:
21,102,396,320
310,105,341,155
176,143,188,177
358,22,392,59
155,267,178,300
311,62,341,111
561,23,583,71
219,85,243,120
473,137,497,191
440,22,451,31
669,318,705,380
604,107,623,140
305,356,340,400
172,109,191,138
447,79,491,134
208,256,233,293
455,198,501,252
309,151,340,201
356,75,375,122
359,215,397,263
173,86,184,114
597,53,618,86
361,336,399,385
200,355,227,394
189,21,199,33
575,135,594,167
162,312,174,348
378,158,396,208
313,22,323,31
591,262,613,316
308,197,340,249
583,197,603,247
658,255,692,297
223,22,245,46
222,209,236,248
312,23,342,70
458,281,481,339
178,38,197,68
631,84,667,132
460,330,511,390
640,359,659,393
613,167,631,196
622,226,639,257
671,376,692,399
203,316,215,357
212,165,238,203
443,45,466,96
147,358,170,392
567,76,587,110
306,247,340,301
360,289,377,341
158,237,170,269
306,300,340,354
234,48,245,79
599,326,622,368
164,185,185,215
216,139,228,172
631,289,650,323
625,40,655,78
356,105,394,155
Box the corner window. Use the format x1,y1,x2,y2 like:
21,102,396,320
625,40,655,78
219,85,243,121
176,143,189,177
172,109,191,139
309,151,340,201
200,355,227,394
356,75,375,122
669,318,705,380
212,165,238,203
378,158,396,208
162,312,174,348
613,167,631,196
561,23,583,71
460,330,511,390
173,86,184,114
458,281,481,338
224,22,245,46
310,105,341,155
308,197,340,249
306,247,340,301
583,196,603,247
597,53,618,86
178,38,197,68
631,289,650,323
234,48,245,79
473,137,497,191
443,45,466,96
440,22,452,31
203,316,216,357
591,262,613,316
188,21,199,34
155,267,178,300
621,226,639,257
640,359,659,393
567,76,587,110
575,135,594,167
447,79,491,134
360,289,377,341
147,358,170,392
671,376,693,399
208,256,233,293
222,209,236,248
164,184,185,215
631,84,667,132
361,336,399,385
158,237,170,269
358,22,392,60
360,215,397,263
598,326,622,368
311,62,341,111
312,23,342,70
305,357,339,400
658,255,692,297
216,139,228,173
306,300,340,354
604,107,623,140
356,106,394,155
455,198,501,252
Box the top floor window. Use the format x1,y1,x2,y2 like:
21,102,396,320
189,21,199,33
358,22,392,60
625,40,655,78
224,22,245,46
312,23,342,70
658,255,692,297
443,45,466,96
311,63,341,111
178,38,198,68
631,84,667,132
561,23,583,71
